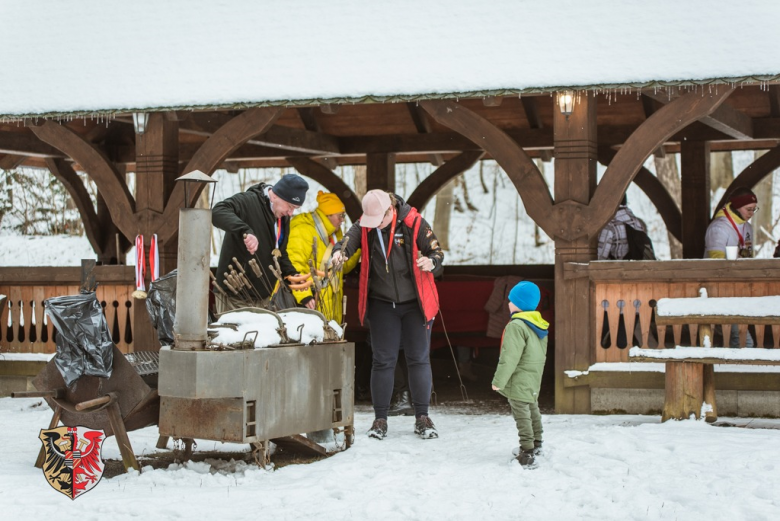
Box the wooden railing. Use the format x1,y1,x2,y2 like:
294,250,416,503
565,259,780,364
0,266,137,354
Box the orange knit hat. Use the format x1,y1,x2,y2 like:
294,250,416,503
316,191,345,215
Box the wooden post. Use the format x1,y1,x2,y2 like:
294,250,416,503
105,397,140,472
553,92,597,414
662,361,704,421
703,364,718,423
681,140,711,259
134,113,179,351
366,153,395,193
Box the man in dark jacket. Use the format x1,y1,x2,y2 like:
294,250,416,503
332,190,444,440
212,174,309,312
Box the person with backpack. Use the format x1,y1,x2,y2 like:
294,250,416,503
597,195,655,260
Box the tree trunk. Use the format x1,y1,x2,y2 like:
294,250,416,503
654,154,683,258
353,165,367,199
433,180,454,250
710,151,734,192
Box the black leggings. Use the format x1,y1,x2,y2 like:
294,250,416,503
367,299,432,419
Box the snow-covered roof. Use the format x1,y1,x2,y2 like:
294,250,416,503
2,0,780,118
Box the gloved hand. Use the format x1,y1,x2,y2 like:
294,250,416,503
331,250,343,267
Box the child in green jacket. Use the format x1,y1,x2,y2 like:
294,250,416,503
491,281,549,467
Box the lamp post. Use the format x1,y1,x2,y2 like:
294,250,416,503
172,170,217,351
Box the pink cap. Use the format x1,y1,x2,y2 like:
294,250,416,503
360,190,391,228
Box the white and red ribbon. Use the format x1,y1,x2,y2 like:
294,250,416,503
149,234,159,282
135,235,146,292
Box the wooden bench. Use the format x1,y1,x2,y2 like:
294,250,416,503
634,294,780,422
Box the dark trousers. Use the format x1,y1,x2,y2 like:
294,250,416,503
367,299,432,419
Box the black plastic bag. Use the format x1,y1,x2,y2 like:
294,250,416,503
144,269,177,346
45,292,114,387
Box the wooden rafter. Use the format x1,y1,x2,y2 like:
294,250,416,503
588,88,736,235
644,90,753,140
406,151,486,211
30,121,136,239
713,143,780,216
420,100,557,237
520,97,552,162
406,102,443,166
769,86,780,118
0,132,64,158
0,154,25,170
157,107,283,243
44,158,103,255
297,108,322,133
285,157,362,221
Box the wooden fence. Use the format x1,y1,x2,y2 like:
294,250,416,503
0,266,137,354
564,259,780,364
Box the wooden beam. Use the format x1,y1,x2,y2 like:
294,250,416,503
297,108,322,133
285,157,362,221
406,151,486,210
45,158,104,256
566,258,780,282
419,100,556,238
158,107,284,244
0,154,25,170
365,153,395,192
553,91,597,415
520,97,552,161
589,88,735,238
644,90,753,140
406,103,443,166
0,132,65,158
714,143,780,216
680,140,710,259
30,121,136,240
769,86,780,118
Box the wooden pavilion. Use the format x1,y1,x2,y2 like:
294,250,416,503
2,2,780,414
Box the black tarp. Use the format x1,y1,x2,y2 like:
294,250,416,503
144,269,177,346
45,292,113,387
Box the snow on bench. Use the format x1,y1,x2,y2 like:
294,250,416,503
655,294,780,324
628,346,780,365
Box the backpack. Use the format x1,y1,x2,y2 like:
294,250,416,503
623,223,656,260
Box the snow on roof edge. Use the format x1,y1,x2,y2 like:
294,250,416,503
3,73,779,121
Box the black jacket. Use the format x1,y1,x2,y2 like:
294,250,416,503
337,195,444,305
212,183,295,299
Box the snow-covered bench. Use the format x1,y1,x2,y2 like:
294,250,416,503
641,293,780,421
630,346,780,422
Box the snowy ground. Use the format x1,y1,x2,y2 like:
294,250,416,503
2,397,779,520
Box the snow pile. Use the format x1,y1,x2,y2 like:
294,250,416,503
0,353,54,362
2,1,780,117
208,311,282,348
571,361,780,375
629,346,780,362
2,397,780,520
278,311,326,344
656,295,780,317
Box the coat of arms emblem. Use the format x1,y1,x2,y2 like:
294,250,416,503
39,426,105,499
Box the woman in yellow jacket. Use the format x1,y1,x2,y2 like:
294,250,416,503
286,191,360,322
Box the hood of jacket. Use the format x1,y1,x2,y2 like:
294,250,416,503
511,311,550,339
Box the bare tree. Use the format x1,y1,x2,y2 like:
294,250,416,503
653,153,683,258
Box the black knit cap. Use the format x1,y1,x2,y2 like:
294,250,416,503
272,174,309,205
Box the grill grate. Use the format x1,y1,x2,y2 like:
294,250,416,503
124,350,160,376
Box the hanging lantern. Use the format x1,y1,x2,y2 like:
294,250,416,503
558,91,575,118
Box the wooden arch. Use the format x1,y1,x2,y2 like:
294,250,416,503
30,121,136,240
588,88,735,234
597,148,682,242
285,157,362,221
714,144,780,216
157,107,283,243
406,151,485,211
420,100,557,236
43,158,104,256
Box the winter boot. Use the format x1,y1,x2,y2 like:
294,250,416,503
533,440,543,456
388,391,414,416
367,418,388,440
414,415,439,439
517,448,536,467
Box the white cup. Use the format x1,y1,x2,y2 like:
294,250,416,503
725,246,739,260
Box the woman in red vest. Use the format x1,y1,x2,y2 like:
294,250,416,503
332,189,444,440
